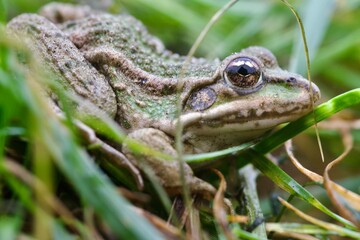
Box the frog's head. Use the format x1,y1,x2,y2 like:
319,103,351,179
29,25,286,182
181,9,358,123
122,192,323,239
180,46,320,150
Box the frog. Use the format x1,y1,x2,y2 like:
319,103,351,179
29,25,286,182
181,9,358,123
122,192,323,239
7,3,320,198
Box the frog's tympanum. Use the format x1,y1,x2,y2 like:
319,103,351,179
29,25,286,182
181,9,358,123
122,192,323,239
8,3,320,197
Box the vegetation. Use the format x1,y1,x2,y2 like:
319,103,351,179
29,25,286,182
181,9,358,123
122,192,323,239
0,0,359,239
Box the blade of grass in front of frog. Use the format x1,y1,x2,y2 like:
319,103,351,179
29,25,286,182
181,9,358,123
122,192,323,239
0,216,23,240
2,23,52,240
0,38,47,238
232,224,267,240
184,141,254,164
33,128,54,239
53,221,78,240
282,0,326,162
266,223,337,236
243,150,356,230
0,0,6,23
253,88,360,154
175,0,240,209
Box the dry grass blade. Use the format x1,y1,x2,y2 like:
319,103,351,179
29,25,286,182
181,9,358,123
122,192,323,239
185,205,202,240
323,128,360,227
278,197,360,238
270,231,319,240
3,158,79,232
266,223,333,240
228,215,248,224
285,140,323,182
212,169,236,240
117,187,150,204
286,120,360,227
83,208,105,240
134,207,182,240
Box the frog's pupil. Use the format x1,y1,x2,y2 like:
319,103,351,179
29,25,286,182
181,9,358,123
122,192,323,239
227,59,257,76
238,65,255,75
225,64,255,77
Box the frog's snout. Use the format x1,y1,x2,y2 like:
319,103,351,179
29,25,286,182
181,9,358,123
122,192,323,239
282,72,321,104
309,81,321,103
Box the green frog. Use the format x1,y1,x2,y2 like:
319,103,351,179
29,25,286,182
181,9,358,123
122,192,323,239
7,3,320,197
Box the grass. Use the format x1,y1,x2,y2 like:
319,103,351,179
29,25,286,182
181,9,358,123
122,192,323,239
1,0,360,239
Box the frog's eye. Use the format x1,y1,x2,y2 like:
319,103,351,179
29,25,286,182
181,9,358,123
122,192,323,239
223,57,264,95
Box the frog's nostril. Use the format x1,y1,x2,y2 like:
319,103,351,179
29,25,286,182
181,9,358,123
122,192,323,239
286,77,297,84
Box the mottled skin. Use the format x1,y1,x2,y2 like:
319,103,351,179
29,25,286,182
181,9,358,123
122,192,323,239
7,3,320,196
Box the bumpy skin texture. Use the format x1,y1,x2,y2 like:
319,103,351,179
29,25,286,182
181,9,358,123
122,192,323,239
7,3,320,196
7,13,117,118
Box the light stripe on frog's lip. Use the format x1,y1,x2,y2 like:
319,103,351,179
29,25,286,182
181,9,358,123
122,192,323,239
177,80,320,132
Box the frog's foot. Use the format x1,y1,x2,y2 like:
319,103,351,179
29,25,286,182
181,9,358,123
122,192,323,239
71,119,144,190
45,103,143,190
122,128,216,199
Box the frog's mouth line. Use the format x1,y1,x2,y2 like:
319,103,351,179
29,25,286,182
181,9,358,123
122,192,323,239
180,107,310,134
184,119,289,139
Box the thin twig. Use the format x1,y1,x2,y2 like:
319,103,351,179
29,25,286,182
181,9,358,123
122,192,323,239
281,0,324,162
3,158,80,232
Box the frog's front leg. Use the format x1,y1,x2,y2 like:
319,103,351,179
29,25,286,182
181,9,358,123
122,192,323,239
7,14,117,118
122,128,216,198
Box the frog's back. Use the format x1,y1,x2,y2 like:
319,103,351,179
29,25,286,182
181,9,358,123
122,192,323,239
61,13,219,79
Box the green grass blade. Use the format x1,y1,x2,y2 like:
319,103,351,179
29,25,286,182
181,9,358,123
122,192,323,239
232,225,267,240
53,221,77,240
266,223,336,235
185,141,254,164
0,216,22,240
44,118,165,240
267,222,360,238
243,150,356,229
253,88,360,154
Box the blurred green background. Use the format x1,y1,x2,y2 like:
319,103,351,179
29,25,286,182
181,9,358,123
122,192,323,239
2,0,360,205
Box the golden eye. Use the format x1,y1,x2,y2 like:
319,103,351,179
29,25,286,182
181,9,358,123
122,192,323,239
223,57,264,95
